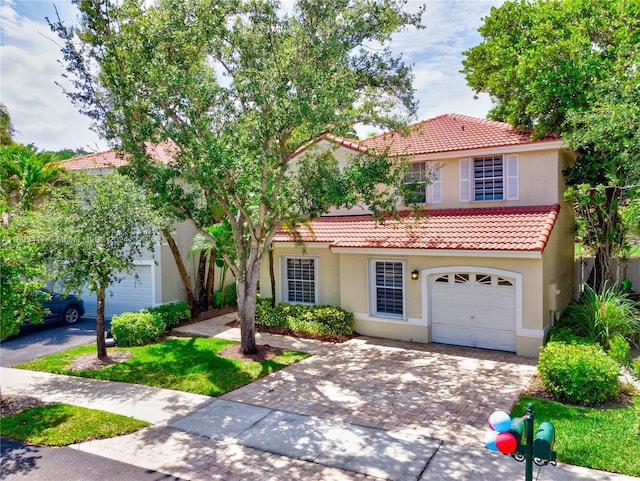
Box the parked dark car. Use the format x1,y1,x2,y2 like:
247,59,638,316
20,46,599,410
39,289,85,325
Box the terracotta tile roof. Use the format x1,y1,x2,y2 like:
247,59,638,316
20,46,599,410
290,132,367,159
275,205,560,252
59,141,177,171
360,114,561,156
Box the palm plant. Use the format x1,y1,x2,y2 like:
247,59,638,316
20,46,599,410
0,144,65,211
561,282,640,348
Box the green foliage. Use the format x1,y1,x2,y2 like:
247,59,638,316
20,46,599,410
256,299,354,337
0,210,48,339
538,342,620,405
0,403,149,446
607,334,631,366
620,278,633,292
147,301,191,328
0,102,14,146
462,0,640,292
110,311,166,347
511,395,640,476
32,172,165,357
633,357,640,380
50,0,424,353
546,326,593,345
559,284,640,348
222,282,237,305
0,143,66,211
17,337,308,397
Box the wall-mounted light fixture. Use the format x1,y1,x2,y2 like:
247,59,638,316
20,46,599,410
411,270,419,280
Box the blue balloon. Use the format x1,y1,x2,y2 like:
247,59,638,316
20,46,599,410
484,430,499,452
488,410,512,433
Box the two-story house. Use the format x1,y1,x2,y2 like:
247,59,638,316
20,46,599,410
261,114,576,357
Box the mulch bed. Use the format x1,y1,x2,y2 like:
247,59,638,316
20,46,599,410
224,320,359,344
218,343,286,362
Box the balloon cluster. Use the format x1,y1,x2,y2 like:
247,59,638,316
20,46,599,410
484,410,518,454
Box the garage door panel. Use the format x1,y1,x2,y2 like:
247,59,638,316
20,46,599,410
430,272,516,352
82,265,154,319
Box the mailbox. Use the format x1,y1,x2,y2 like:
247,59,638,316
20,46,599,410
533,421,556,462
510,418,526,454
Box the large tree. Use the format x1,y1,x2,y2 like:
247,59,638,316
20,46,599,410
462,0,640,291
0,202,47,339
34,173,163,359
0,144,66,212
51,0,424,353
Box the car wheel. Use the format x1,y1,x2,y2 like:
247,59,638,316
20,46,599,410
63,306,81,325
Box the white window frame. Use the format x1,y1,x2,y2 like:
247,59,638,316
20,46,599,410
368,258,406,320
403,162,442,204
280,255,319,305
460,154,519,202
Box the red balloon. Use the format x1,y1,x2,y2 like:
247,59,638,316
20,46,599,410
495,432,517,454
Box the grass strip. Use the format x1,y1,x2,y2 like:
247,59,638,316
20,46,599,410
16,337,309,396
511,395,640,476
1,404,149,446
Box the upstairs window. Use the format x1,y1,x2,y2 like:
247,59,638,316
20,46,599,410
474,156,503,200
460,155,518,202
403,162,442,204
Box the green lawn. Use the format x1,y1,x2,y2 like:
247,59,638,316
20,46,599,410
1,404,149,446
511,395,640,476
16,336,309,396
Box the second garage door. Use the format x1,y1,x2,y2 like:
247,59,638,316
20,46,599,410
430,272,516,352
82,264,155,319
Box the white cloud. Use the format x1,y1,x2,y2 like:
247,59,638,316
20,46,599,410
0,0,107,152
1,0,503,151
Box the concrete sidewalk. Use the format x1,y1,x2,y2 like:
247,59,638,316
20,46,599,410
3,367,635,481
1,316,638,481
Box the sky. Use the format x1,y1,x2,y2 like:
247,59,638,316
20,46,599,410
0,0,503,153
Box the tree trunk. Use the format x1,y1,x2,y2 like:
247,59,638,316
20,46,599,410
206,250,216,310
96,285,107,360
268,248,276,307
162,229,196,314
237,263,259,354
196,253,207,311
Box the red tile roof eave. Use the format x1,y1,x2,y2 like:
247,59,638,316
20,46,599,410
273,204,561,253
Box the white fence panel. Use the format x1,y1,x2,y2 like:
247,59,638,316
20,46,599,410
575,257,640,298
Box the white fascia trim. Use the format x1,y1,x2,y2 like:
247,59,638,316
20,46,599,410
411,141,564,162
272,242,333,249
331,247,542,259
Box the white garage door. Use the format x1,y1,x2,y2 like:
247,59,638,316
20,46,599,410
82,265,154,319
430,272,516,352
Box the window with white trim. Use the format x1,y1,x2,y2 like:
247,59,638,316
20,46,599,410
283,257,317,304
371,260,405,318
460,154,518,202
403,162,442,204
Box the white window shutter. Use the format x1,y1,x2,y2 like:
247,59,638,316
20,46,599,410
506,155,519,200
459,158,470,202
428,163,442,204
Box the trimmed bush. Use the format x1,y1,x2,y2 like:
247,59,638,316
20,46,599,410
111,311,166,347
147,301,191,328
255,299,354,337
223,282,237,305
538,341,620,405
607,334,631,366
546,326,593,345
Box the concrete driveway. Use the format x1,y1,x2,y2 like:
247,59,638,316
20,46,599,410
179,315,538,447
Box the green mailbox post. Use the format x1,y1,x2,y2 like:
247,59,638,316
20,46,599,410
484,403,556,481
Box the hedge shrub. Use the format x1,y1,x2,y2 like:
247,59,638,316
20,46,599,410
256,298,354,337
147,301,191,328
110,311,166,347
538,341,620,405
